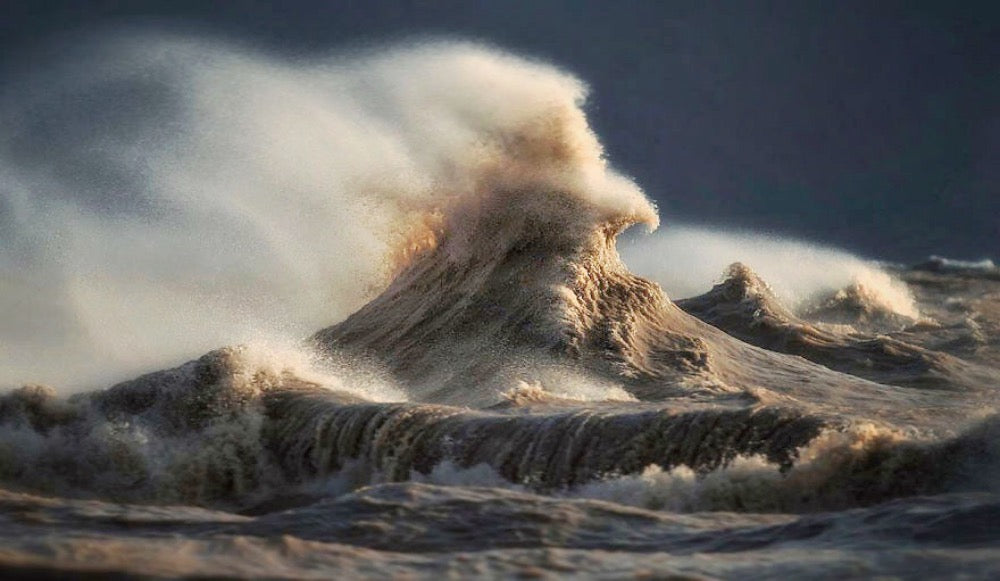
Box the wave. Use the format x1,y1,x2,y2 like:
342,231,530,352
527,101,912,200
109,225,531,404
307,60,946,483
415,414,1000,514
0,346,824,506
6,345,825,504
798,281,919,331
3,344,998,514
912,256,1000,278
0,33,651,390
676,263,1000,391
620,225,920,321
1,31,929,411
496,379,637,406
569,417,1000,512
307,174,930,413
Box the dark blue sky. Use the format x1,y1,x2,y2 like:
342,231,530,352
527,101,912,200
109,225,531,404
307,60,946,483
3,1,997,261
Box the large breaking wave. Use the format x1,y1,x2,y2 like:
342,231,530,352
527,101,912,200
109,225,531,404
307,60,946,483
0,32,651,390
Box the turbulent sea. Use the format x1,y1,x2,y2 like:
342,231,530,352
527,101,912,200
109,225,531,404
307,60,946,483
2,34,999,579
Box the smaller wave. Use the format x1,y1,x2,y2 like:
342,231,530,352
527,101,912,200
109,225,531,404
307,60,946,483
621,225,920,322
913,256,1000,277
677,263,996,391
798,274,920,330
498,379,637,406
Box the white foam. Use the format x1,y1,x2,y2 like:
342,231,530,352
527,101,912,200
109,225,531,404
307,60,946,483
232,341,408,403
502,375,637,404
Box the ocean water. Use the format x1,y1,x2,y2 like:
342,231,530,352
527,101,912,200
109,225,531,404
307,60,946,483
2,34,999,579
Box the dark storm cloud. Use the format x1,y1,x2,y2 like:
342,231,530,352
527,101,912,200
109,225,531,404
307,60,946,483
2,0,997,260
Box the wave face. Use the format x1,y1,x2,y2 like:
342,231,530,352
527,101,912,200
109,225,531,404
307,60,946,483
3,33,1000,579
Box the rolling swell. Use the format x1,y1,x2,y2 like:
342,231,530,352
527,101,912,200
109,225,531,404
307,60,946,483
255,385,1000,512
2,345,998,514
0,347,824,505
264,389,826,491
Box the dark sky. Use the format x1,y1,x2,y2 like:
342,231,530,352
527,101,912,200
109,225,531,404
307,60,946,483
3,0,997,261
